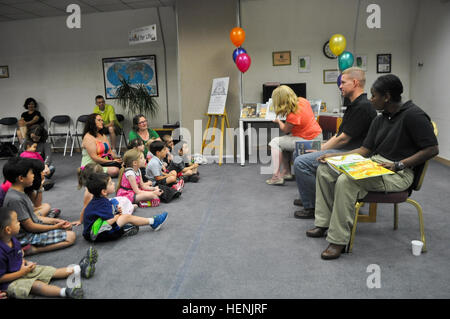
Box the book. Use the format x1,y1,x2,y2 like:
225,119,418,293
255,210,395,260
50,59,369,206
295,139,322,157
325,153,394,180
240,103,258,118
308,99,322,119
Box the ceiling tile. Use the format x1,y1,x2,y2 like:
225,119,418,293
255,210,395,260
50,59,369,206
93,3,130,11
81,0,123,5
40,0,99,13
12,2,65,15
126,1,160,9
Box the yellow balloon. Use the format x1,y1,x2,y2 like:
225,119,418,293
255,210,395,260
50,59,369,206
329,34,346,56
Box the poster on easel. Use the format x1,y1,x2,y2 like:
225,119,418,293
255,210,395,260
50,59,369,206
207,77,229,114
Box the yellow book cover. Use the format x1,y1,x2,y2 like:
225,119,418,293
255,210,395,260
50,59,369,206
325,154,394,180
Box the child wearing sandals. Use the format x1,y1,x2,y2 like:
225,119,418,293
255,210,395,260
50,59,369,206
117,149,163,208
82,172,168,242
0,207,98,299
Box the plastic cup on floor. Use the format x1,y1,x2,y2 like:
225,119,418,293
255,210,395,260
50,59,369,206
411,240,424,256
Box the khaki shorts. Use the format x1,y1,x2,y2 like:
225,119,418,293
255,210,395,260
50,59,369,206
6,265,56,299
269,134,322,152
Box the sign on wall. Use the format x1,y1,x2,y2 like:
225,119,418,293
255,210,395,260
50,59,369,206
129,24,157,45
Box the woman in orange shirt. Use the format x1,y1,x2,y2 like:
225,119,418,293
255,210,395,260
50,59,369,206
267,85,322,185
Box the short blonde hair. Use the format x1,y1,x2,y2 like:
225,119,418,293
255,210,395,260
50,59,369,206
271,85,298,117
342,67,366,88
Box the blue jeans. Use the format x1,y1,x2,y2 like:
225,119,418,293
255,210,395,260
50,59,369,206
293,149,340,209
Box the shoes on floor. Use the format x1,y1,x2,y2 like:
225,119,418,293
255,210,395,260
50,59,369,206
151,212,168,231
43,179,54,191
79,246,98,279
306,226,328,238
283,174,295,181
294,208,315,219
66,287,84,299
321,244,346,260
48,208,61,218
266,177,284,185
122,224,139,237
293,199,303,206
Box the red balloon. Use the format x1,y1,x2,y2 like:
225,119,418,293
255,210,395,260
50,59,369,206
236,53,251,73
230,27,245,47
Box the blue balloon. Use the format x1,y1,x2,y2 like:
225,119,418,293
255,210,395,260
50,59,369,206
338,51,354,71
233,47,247,62
337,73,342,88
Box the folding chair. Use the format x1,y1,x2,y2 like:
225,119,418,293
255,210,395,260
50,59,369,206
0,117,18,144
116,114,127,156
70,114,89,156
48,115,73,157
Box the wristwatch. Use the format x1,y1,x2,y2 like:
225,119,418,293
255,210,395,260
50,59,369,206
394,161,405,171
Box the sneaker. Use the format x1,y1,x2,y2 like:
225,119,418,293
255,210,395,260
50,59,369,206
151,212,168,231
294,208,315,219
122,225,139,237
47,208,61,218
43,180,54,191
171,179,184,192
283,174,295,181
66,287,84,299
79,246,98,279
189,175,200,183
266,177,284,185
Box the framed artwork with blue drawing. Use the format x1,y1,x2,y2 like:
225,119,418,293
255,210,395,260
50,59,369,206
102,55,158,99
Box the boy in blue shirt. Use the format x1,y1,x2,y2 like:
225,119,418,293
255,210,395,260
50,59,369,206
82,172,168,242
0,207,98,299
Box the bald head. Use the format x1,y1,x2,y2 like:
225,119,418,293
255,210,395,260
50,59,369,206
342,67,366,88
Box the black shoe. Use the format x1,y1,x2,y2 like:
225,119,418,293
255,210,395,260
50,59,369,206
293,199,303,207
43,180,54,191
294,208,314,219
306,226,328,238
189,175,200,183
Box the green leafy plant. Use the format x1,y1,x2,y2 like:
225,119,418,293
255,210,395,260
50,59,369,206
115,78,159,118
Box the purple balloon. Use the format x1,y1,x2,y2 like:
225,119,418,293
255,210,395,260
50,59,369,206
337,73,342,88
233,47,247,62
236,53,251,73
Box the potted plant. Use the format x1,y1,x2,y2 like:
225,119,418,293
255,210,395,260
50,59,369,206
115,78,159,118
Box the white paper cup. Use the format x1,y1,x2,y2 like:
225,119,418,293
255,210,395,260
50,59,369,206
411,240,424,256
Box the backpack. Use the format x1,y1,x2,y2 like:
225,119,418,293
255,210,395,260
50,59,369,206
0,142,18,158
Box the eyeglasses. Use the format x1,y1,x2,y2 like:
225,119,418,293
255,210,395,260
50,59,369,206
138,120,147,124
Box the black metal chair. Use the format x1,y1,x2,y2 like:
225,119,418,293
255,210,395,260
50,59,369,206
48,115,73,156
70,114,89,156
0,117,18,144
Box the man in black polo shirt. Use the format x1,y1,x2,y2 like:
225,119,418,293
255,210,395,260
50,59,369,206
307,74,439,260
293,67,377,218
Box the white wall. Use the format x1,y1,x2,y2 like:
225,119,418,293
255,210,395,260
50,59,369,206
410,0,450,160
240,0,418,110
0,7,179,132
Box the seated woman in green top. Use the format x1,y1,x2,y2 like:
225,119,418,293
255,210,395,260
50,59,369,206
128,114,162,158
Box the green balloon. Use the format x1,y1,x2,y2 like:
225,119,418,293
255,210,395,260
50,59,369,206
338,51,354,71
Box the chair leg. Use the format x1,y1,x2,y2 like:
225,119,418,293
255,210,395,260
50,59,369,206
394,203,399,230
63,131,69,156
406,198,426,253
347,201,363,253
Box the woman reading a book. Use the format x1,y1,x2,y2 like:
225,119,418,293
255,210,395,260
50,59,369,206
266,85,322,185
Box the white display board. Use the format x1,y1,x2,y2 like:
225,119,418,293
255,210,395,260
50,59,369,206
207,77,229,114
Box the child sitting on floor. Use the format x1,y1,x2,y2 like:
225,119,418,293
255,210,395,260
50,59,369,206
146,141,184,192
20,139,54,190
83,172,168,242
76,163,137,226
3,157,75,256
128,138,150,182
0,207,98,299
169,141,200,183
116,149,163,207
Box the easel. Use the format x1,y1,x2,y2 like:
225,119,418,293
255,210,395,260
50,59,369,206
201,109,231,166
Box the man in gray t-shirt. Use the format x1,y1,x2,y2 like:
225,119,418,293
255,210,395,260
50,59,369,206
3,188,42,239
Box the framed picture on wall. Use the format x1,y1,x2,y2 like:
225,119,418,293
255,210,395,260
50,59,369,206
0,66,9,78
102,55,158,99
273,51,291,66
377,54,391,73
323,69,339,84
